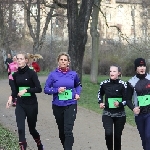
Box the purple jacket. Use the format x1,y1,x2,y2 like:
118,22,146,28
44,68,82,106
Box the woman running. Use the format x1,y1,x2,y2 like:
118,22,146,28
98,65,127,150
44,52,82,150
8,55,18,106
6,51,44,150
126,58,150,150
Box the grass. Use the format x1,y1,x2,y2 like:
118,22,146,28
78,75,136,126
37,70,50,76
0,124,19,150
0,72,20,149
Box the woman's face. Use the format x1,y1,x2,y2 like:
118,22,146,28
13,56,17,62
17,54,27,68
136,66,146,74
109,66,120,80
58,55,69,68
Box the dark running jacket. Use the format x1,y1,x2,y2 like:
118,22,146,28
12,65,42,105
126,73,150,114
98,78,127,114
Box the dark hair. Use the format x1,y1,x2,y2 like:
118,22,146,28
110,65,122,77
57,52,71,62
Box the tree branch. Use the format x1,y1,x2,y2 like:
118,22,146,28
39,3,55,51
53,0,67,9
42,0,56,8
22,0,37,22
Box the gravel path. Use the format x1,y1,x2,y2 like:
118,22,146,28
0,76,143,150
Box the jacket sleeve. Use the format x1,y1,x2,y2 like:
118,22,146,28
74,73,82,95
118,81,127,108
98,82,105,104
126,81,134,110
44,73,59,95
26,71,42,93
11,73,18,98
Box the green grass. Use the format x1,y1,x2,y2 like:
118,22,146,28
78,75,136,126
37,70,50,76
0,124,19,150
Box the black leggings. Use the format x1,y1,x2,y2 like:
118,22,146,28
15,102,40,142
102,115,126,150
52,104,77,150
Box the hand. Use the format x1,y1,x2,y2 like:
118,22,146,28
133,107,140,115
114,101,119,107
75,94,80,100
18,89,27,97
6,96,12,108
58,87,66,93
100,103,105,109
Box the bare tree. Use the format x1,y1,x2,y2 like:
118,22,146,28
54,0,94,80
0,1,4,47
90,0,101,83
0,0,12,54
22,0,56,53
67,0,94,80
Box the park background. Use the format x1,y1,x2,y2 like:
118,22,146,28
0,0,149,149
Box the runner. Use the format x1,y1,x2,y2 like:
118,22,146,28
44,52,82,150
5,53,13,71
126,58,150,150
26,53,43,72
8,55,18,106
6,51,44,150
98,65,127,150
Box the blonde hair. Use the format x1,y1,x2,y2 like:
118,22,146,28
16,51,29,59
57,52,71,62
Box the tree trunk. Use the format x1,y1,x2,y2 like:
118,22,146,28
0,1,4,46
67,0,94,80
33,0,40,54
90,0,101,83
7,0,13,54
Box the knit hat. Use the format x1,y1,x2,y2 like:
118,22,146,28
134,58,146,71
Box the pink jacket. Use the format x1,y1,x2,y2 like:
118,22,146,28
8,62,18,80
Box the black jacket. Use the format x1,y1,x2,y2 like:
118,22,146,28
12,65,42,105
98,79,127,113
126,74,150,114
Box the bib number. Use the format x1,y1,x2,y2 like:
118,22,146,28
138,95,150,106
108,98,122,108
58,90,72,100
29,67,34,70
19,87,31,96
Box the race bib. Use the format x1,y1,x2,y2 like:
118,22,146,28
108,98,122,108
138,95,150,106
19,87,31,96
29,67,34,70
58,90,72,100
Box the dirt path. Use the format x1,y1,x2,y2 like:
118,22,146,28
0,76,143,150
